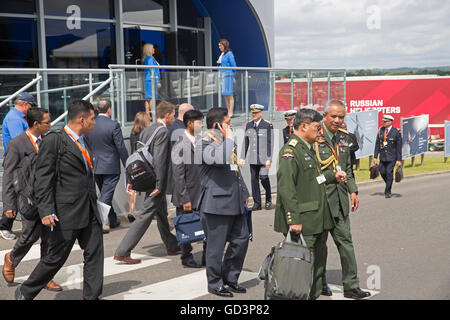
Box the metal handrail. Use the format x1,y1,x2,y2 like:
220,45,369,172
0,68,110,74
0,75,42,108
109,64,346,73
0,81,104,100
50,76,113,126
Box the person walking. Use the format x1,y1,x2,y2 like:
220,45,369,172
86,99,129,233
114,101,180,264
15,100,104,300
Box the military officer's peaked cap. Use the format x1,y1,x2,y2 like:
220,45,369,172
250,104,264,113
382,114,394,121
284,110,297,119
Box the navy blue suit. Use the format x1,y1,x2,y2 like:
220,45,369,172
86,115,129,226
374,126,402,195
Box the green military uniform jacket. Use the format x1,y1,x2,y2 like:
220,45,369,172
315,125,358,219
274,134,334,236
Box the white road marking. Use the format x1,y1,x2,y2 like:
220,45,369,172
14,254,170,288
104,270,258,300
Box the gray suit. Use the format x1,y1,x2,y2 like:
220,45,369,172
86,115,128,226
171,132,203,262
195,129,250,290
115,123,178,257
2,132,49,268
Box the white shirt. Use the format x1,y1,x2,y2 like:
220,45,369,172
217,52,224,65
98,113,109,117
385,125,392,135
184,130,196,146
254,119,262,128
27,131,41,150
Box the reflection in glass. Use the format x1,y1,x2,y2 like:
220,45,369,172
123,0,169,25
45,19,116,69
43,0,114,19
177,0,204,28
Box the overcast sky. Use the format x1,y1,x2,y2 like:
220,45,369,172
274,0,450,69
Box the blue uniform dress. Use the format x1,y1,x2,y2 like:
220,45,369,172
219,51,236,96
144,55,161,99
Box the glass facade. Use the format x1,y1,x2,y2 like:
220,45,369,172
0,17,38,68
45,19,116,68
0,0,36,15
123,0,170,25
43,0,114,19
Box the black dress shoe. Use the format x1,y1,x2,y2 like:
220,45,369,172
208,286,233,297
225,282,247,293
344,288,371,299
15,286,27,300
182,258,202,268
385,193,392,198
110,220,121,229
251,204,262,211
264,202,272,210
321,283,333,296
127,214,136,223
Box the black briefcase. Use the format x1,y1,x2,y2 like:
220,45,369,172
395,166,403,182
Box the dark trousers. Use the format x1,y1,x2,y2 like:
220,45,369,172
0,214,14,231
20,217,104,300
379,161,396,194
95,174,120,226
200,212,249,290
250,164,271,206
10,216,49,268
115,193,179,257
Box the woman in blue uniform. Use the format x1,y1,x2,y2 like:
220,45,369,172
217,39,236,117
142,43,161,113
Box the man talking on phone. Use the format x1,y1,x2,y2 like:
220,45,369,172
195,107,250,298
314,100,370,299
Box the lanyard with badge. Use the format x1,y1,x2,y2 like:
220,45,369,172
64,128,93,170
25,129,39,153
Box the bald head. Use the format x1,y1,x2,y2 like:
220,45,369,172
177,103,194,120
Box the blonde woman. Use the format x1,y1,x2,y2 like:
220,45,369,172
143,43,161,113
127,111,152,222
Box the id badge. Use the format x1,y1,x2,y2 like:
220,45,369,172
230,164,238,171
316,174,326,184
336,165,342,172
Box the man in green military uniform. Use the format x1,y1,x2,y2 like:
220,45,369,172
314,99,371,299
274,108,347,300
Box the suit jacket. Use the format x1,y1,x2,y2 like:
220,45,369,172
2,132,36,212
139,123,170,193
168,119,186,147
196,129,249,216
85,115,129,175
241,119,274,165
34,129,101,230
283,125,293,145
170,132,202,209
316,127,358,218
348,132,359,166
274,135,334,236
374,126,402,162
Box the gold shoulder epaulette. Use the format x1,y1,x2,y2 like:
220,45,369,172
338,128,348,134
264,119,272,124
317,138,326,143
288,139,298,147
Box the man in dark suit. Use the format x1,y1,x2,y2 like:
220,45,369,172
114,101,180,264
239,104,274,211
196,107,250,298
2,108,61,291
168,103,194,145
171,109,205,268
373,115,402,198
282,110,297,144
86,99,128,233
16,100,104,300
